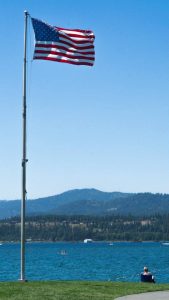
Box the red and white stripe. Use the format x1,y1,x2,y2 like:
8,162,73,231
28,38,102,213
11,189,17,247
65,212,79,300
34,27,95,66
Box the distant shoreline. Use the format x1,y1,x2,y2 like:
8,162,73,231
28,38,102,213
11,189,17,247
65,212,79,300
1,240,168,244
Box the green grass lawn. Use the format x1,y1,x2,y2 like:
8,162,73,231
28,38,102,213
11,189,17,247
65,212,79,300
0,281,169,300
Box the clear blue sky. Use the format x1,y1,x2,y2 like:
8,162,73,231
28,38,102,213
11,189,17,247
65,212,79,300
1,0,169,199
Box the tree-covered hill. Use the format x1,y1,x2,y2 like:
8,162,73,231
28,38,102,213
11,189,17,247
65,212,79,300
1,189,169,219
1,214,169,242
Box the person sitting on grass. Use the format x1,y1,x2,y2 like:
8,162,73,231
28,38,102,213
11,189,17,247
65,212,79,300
141,266,155,283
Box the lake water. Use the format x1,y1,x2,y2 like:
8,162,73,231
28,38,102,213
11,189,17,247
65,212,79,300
0,242,169,282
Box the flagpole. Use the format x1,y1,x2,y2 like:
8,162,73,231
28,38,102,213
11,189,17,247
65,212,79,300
20,10,29,282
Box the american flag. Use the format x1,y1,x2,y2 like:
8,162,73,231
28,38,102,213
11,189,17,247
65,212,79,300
31,18,95,66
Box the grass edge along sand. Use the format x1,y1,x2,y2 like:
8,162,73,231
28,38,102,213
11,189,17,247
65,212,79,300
0,281,169,300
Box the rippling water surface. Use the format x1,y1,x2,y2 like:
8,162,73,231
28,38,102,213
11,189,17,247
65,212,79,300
0,242,169,282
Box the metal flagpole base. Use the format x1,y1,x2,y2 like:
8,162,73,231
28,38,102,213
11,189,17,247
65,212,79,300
18,278,28,282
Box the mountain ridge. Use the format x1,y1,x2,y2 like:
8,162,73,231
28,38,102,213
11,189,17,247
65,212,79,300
0,188,168,219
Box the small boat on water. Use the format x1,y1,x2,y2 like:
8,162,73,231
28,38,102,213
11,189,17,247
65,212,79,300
57,250,67,255
162,242,169,246
84,239,93,243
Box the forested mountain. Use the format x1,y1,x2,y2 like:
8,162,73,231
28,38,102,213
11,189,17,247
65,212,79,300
1,214,169,242
1,189,169,219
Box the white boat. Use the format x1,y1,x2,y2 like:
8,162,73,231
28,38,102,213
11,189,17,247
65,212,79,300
84,239,93,243
162,242,169,246
57,250,67,255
